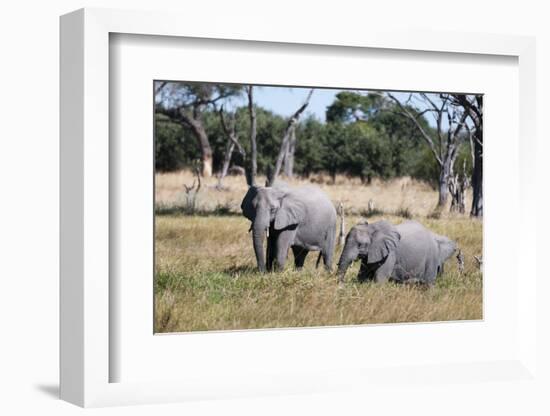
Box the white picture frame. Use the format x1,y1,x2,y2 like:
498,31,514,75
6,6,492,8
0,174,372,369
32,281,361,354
60,7,539,408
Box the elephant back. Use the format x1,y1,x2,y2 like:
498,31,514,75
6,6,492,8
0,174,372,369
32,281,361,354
394,221,438,279
291,186,336,219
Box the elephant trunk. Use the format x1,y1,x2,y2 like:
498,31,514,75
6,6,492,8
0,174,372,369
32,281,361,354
336,259,351,284
337,243,358,284
252,222,268,273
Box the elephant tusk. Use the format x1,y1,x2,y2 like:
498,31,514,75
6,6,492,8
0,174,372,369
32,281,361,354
266,228,270,238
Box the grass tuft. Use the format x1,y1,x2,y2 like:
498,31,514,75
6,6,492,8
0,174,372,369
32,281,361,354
394,206,413,219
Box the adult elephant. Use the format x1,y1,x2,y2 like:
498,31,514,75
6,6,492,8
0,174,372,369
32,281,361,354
241,182,337,272
336,220,456,285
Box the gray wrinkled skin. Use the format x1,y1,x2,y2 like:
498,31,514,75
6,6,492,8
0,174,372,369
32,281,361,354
337,220,457,285
433,233,458,276
241,183,337,273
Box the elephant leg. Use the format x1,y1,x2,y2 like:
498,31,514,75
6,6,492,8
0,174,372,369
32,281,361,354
266,227,277,272
292,246,309,269
424,261,438,286
275,229,296,270
357,258,373,282
321,250,334,272
374,252,396,283
321,227,335,271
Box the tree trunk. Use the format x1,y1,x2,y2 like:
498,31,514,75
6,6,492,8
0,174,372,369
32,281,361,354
449,174,466,214
470,129,483,217
247,86,258,186
156,106,213,177
218,106,244,188
268,89,313,186
449,159,469,214
283,126,296,178
272,135,290,183
201,150,213,178
194,124,213,177
438,175,448,207
437,141,460,208
217,141,235,188
449,94,482,218
438,165,450,207
338,202,345,246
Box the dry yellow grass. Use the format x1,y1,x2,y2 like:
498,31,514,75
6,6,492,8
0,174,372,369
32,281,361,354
154,170,482,333
155,170,473,217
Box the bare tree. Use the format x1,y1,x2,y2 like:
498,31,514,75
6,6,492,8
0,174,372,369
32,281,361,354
182,166,202,213
247,86,258,186
217,106,244,189
154,81,167,96
449,159,470,214
338,202,346,246
283,126,296,178
268,89,314,186
385,92,468,207
156,83,242,177
450,94,483,217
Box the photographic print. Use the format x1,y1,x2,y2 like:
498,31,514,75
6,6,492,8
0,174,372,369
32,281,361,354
154,82,483,333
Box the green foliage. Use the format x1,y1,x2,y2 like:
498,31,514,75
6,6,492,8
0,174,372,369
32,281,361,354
409,147,440,188
155,114,200,171
154,86,471,185
319,122,393,182
325,91,384,123
252,107,287,174
294,116,326,176
368,108,430,177
324,91,437,181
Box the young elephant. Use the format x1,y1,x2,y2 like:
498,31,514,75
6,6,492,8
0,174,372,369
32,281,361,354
337,220,456,285
241,183,337,272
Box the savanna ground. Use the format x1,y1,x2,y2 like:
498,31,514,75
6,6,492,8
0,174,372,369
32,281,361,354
155,170,483,333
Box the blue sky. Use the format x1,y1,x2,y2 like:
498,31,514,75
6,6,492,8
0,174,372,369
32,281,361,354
226,86,451,128
227,86,338,122
254,86,338,122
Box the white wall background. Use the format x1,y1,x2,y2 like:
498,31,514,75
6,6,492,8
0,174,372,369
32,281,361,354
1,1,548,414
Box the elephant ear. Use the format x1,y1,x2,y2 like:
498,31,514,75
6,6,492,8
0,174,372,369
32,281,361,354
240,186,259,221
274,194,306,230
367,221,401,263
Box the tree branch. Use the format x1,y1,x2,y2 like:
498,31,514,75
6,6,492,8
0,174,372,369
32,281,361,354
385,92,443,166
268,89,314,185
218,106,244,155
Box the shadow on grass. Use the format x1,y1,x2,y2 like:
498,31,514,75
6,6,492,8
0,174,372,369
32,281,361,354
357,207,386,218
155,205,242,217
223,264,258,277
357,207,414,220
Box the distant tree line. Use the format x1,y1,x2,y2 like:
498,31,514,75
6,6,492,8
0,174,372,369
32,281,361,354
155,83,482,217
